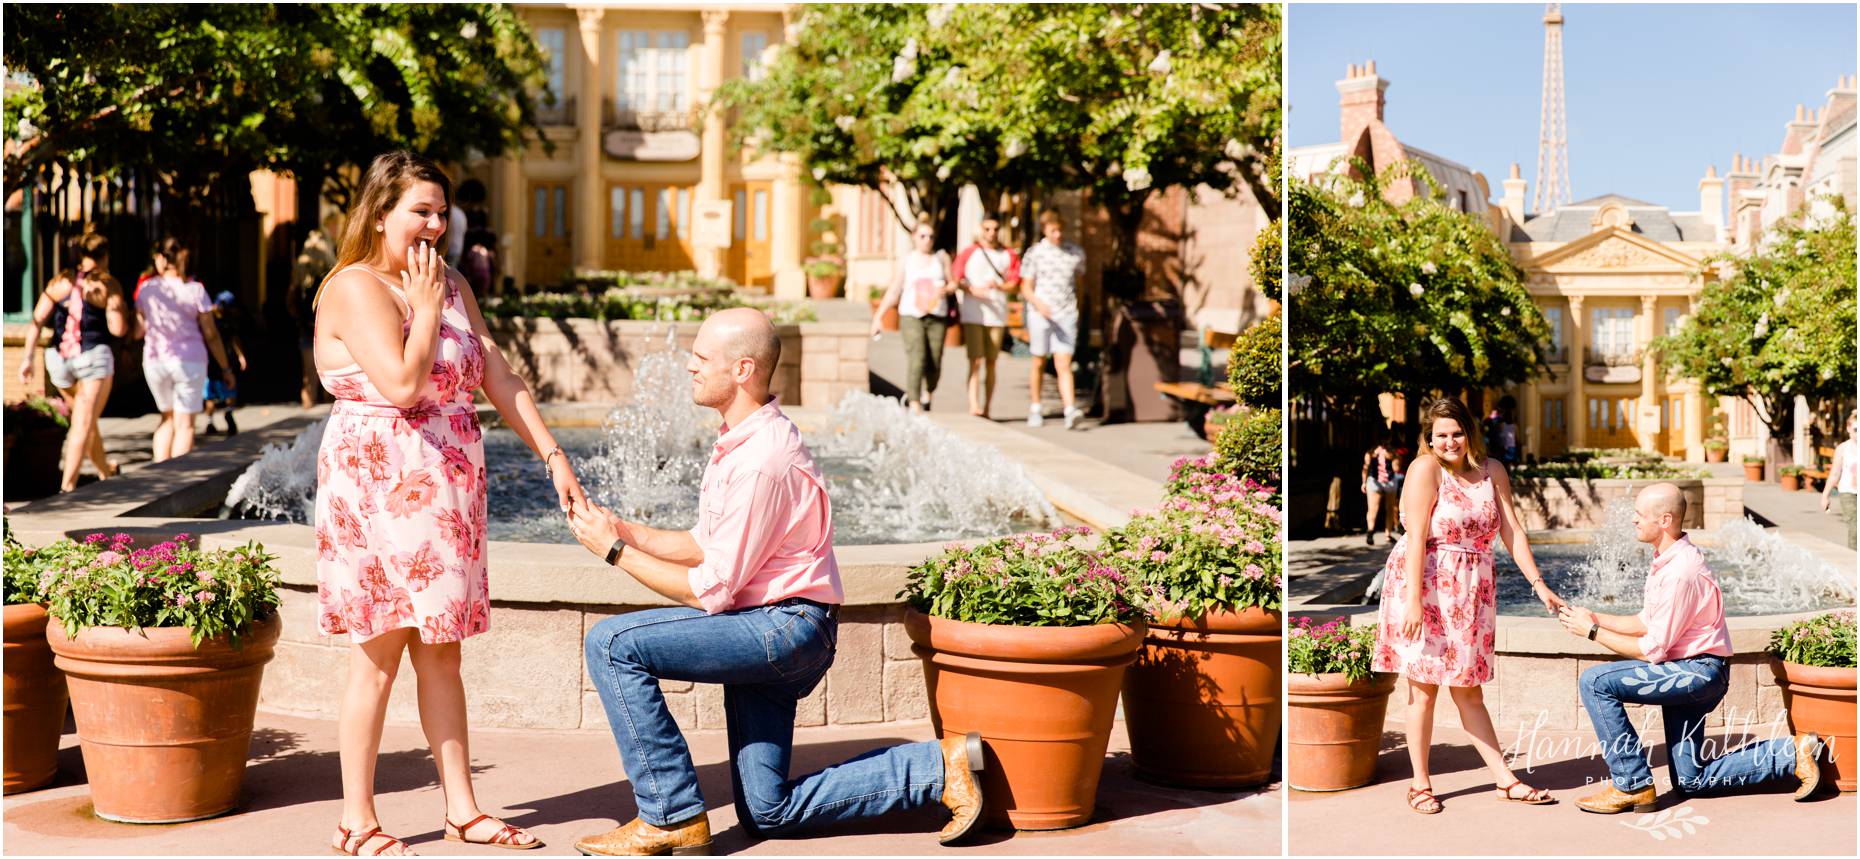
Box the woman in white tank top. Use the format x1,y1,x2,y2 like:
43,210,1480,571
1820,410,1857,549
871,222,954,412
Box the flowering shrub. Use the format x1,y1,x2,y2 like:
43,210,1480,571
4,394,71,430
1510,461,1709,481
2,525,67,605
1769,610,1856,668
1107,463,1281,621
1287,616,1381,683
900,527,1140,627
37,532,282,647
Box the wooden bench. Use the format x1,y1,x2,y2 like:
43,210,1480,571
1803,445,1837,488
1153,381,1237,406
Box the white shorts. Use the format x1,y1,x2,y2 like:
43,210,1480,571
144,357,208,414
44,343,114,389
1028,314,1078,357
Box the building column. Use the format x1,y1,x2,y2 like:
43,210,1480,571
1567,295,1586,449
1522,380,1539,459
1638,295,1660,450
496,154,526,293
573,6,606,273
695,10,730,279
770,156,804,298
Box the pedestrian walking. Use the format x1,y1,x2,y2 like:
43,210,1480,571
132,237,236,462
1019,210,1087,429
1820,410,1857,549
15,232,126,491
201,291,248,435
951,216,1019,419
871,220,955,412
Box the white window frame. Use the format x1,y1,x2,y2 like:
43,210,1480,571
536,27,568,105
617,30,689,114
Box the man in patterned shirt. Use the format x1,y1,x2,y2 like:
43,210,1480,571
1019,210,1087,429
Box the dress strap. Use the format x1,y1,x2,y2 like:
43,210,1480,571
330,264,411,317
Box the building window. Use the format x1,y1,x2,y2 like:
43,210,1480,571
536,27,567,106
753,189,769,242
733,189,746,241
676,188,692,239
610,187,625,239
1542,307,1563,358
553,188,566,238
741,32,769,81
629,188,645,239
617,31,689,113
533,188,547,238
1663,306,1683,335
1546,398,1564,430
655,189,672,241
1591,307,1635,358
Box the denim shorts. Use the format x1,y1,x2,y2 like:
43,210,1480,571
45,344,114,389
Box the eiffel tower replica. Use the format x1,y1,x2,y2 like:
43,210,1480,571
1533,3,1572,214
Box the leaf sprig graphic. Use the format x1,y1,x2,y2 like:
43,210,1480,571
1620,805,1710,841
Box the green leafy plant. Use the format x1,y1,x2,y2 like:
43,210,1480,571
1742,455,1766,464
1511,462,1710,481
1703,438,1729,450
1106,459,1281,620
37,532,282,647
482,287,815,325
1779,465,1807,477
1769,610,1856,668
1288,616,1381,683
1228,311,1281,409
1250,225,1282,304
900,527,1139,627
1216,407,1281,486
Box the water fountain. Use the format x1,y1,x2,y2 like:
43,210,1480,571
223,334,1059,545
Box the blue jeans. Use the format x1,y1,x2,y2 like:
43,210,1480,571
1579,655,1800,793
585,602,946,835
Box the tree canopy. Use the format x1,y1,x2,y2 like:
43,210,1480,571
1654,195,1857,445
3,4,552,206
718,3,1280,296
1288,159,1549,404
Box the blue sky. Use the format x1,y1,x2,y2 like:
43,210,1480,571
1288,3,1857,214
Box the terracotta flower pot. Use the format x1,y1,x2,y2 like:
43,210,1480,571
1121,607,1281,789
1781,473,1802,491
1286,671,1399,792
1771,657,1857,792
1704,447,1728,463
3,604,69,794
1744,462,1765,481
47,612,281,822
905,609,1144,830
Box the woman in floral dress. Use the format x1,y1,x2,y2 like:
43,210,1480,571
1372,396,1566,815
312,152,588,856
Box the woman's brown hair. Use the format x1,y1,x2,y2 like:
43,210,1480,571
143,236,191,282
58,232,110,284
1419,396,1486,468
313,151,453,309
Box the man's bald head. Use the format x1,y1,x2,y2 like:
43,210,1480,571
698,307,781,390
1633,482,1688,543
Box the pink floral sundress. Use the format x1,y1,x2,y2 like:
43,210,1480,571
1371,464,1500,687
313,266,489,644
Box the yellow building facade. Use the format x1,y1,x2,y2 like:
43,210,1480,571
470,4,812,296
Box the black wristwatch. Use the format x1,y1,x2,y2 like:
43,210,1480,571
1587,622,1599,641
605,536,627,566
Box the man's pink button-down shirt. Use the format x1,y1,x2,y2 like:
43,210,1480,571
1634,535,1733,663
687,397,843,615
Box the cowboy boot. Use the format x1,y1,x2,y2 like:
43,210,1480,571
1575,783,1658,814
1795,732,1825,801
938,732,987,846
573,814,711,856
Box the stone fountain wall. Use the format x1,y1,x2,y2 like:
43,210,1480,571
1509,477,1744,531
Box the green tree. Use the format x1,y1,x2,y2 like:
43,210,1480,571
1288,159,1548,406
4,4,552,210
719,2,1280,299
1654,196,1857,457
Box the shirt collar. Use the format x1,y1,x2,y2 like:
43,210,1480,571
713,396,783,459
1649,534,1695,575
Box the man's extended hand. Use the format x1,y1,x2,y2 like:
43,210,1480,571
1557,605,1597,637
567,499,622,561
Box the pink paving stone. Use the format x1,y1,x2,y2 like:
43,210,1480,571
4,711,1279,856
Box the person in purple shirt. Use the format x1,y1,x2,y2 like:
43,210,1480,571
1558,482,1829,812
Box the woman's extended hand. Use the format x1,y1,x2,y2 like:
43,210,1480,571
550,454,589,512
402,240,447,316
1535,582,1568,616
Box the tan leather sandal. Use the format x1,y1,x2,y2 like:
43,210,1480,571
1496,779,1556,805
1407,785,1443,814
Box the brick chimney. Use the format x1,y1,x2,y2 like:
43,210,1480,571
1502,162,1528,225
1697,164,1724,241
1725,153,1761,248
1338,61,1390,152
1782,103,1817,155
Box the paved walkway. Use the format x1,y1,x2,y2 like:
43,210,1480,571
1289,720,1853,855
3,712,1280,856
865,326,1217,486
1701,461,1852,548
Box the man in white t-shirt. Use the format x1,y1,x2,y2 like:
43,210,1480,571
1820,410,1858,549
951,217,1019,418
1019,210,1087,430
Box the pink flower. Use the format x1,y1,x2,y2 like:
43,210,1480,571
95,551,123,566
196,591,216,603
175,592,194,605
1149,551,1168,563
383,470,439,518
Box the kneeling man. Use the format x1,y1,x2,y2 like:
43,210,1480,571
566,308,983,855
1558,482,1826,813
